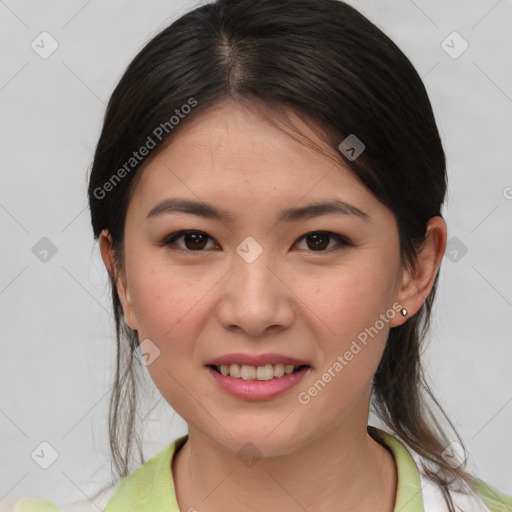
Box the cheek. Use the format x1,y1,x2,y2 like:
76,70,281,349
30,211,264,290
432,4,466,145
293,269,393,424
292,258,397,395
126,255,242,409
127,261,212,405
296,261,395,341
127,255,211,349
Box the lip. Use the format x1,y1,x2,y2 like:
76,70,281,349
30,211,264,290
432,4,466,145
206,365,311,401
205,353,311,367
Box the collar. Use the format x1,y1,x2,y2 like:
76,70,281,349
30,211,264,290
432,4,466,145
368,425,424,512
105,426,426,511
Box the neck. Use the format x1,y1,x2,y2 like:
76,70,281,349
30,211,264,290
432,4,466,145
172,421,397,512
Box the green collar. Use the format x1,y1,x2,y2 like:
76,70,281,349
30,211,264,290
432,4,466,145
104,426,425,511
368,426,424,511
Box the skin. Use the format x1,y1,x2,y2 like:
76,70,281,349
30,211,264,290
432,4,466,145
99,99,447,512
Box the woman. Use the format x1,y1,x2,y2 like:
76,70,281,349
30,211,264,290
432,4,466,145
14,0,512,511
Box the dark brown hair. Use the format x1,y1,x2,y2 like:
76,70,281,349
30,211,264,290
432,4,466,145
87,1,481,509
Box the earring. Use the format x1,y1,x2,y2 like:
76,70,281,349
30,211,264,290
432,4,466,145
400,307,408,317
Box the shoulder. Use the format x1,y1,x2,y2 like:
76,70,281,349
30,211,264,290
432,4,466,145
408,444,512,512
370,426,512,512
7,438,185,512
417,472,512,512
422,473,512,512
9,497,61,511
7,434,187,512
465,475,512,512
104,434,187,512
10,490,115,512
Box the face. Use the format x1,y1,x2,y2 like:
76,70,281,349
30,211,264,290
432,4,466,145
107,99,412,457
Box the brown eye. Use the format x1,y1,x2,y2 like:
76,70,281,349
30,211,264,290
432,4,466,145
295,231,351,252
163,230,217,251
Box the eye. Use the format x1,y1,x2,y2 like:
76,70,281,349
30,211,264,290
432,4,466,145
161,230,218,251
161,230,351,253
294,231,352,252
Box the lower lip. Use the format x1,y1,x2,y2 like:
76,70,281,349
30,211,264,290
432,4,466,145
206,365,311,401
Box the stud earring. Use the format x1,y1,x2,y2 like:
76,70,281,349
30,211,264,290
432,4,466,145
400,307,408,317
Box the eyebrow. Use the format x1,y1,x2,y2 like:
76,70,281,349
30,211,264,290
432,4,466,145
146,198,369,223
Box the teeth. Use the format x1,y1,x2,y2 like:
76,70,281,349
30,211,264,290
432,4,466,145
217,363,303,380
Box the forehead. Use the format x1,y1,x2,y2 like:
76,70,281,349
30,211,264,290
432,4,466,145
127,100,388,223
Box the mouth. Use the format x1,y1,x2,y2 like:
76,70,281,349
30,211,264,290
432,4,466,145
206,363,310,380
205,363,311,401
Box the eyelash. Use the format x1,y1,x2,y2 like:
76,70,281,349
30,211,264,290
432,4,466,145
160,230,352,253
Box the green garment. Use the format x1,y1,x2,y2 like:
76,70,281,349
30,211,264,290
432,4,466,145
14,427,512,511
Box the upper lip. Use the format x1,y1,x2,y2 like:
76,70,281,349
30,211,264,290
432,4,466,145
206,353,311,367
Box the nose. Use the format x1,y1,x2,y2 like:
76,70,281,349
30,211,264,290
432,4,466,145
216,248,295,337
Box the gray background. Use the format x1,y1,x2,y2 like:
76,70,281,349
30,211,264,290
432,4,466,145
1,0,511,509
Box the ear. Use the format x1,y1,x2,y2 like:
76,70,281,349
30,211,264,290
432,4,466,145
389,216,447,327
98,229,139,331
